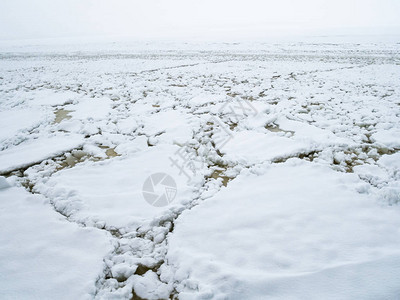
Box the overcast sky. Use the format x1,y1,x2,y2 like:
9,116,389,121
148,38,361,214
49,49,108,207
0,0,399,40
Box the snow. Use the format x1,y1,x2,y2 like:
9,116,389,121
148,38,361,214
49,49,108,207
0,176,10,189
166,160,400,299
379,153,400,173
28,90,80,106
0,183,113,299
372,128,400,148
0,134,85,174
65,97,113,121
0,40,399,299
140,110,198,145
0,108,48,146
276,117,354,147
222,130,312,164
35,144,201,229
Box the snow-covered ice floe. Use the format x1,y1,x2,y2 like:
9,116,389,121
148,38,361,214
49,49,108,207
166,160,400,299
0,40,400,299
36,144,200,229
0,134,84,174
0,182,113,299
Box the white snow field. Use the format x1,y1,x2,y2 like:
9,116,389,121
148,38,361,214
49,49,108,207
0,41,400,299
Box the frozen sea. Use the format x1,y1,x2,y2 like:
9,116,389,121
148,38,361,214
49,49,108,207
0,38,400,299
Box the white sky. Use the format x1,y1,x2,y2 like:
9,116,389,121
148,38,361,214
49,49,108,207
0,0,399,40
